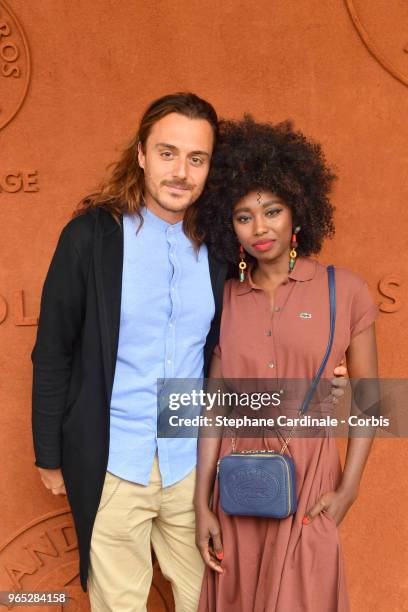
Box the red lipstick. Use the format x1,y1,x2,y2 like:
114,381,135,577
252,239,276,252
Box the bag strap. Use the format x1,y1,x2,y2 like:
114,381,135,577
299,265,336,415
279,265,336,453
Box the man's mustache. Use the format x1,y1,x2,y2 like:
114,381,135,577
161,180,193,190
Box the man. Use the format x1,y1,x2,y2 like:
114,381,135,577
32,92,346,611
32,92,225,611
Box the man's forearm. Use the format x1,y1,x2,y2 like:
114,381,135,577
32,360,73,468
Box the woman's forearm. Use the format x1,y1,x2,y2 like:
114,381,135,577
194,354,227,510
341,323,379,499
339,436,374,499
194,434,223,510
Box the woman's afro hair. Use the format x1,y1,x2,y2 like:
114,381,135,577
198,115,336,264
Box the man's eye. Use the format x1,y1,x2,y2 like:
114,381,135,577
191,157,204,166
160,151,173,159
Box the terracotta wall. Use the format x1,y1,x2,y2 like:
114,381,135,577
0,1,407,610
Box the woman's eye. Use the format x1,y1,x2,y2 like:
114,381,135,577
236,215,251,223
266,208,282,217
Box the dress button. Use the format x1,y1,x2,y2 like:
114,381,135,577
267,362,275,369
274,307,281,312
266,330,272,336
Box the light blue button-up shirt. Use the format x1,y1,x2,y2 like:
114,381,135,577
107,208,215,486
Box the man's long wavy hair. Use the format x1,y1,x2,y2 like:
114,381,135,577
74,92,218,245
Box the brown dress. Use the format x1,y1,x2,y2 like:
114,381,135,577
198,257,379,612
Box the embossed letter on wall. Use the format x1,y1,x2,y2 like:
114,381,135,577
0,0,31,130
0,510,85,611
378,274,402,313
0,171,39,193
0,291,38,326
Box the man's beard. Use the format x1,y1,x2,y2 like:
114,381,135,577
149,179,196,212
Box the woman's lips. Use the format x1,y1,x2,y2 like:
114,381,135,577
253,240,276,252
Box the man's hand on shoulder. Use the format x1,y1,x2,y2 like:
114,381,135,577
37,467,66,496
330,359,348,403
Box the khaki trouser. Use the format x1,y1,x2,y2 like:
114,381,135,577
88,456,204,612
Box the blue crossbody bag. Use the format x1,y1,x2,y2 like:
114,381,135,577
217,266,336,519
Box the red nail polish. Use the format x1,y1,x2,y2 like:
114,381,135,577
302,516,310,525
216,551,224,560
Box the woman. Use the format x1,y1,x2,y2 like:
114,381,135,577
195,117,379,611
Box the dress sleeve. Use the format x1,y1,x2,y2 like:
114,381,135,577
350,281,379,338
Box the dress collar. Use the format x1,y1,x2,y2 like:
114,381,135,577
236,256,317,295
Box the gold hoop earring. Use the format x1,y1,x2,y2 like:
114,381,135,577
239,245,247,282
289,226,301,272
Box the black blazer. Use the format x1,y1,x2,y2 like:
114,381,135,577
31,207,227,591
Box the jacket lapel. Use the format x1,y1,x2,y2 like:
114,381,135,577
208,253,227,316
204,253,227,375
93,209,123,402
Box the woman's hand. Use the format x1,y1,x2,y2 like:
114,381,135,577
195,506,224,573
303,486,358,527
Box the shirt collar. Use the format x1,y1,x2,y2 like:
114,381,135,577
236,256,317,295
143,205,183,233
